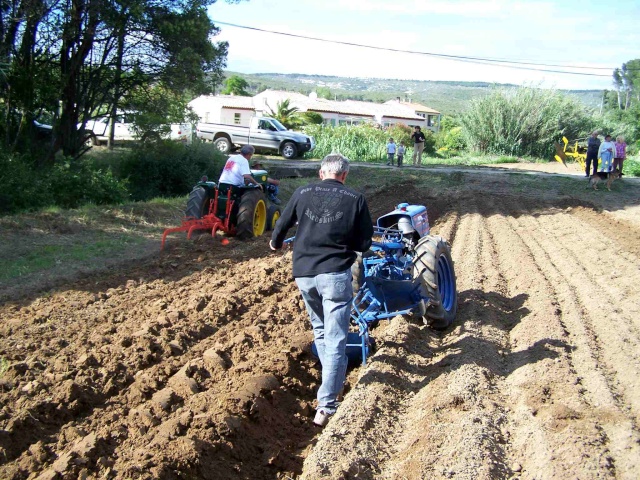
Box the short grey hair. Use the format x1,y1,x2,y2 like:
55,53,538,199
321,153,350,175
240,144,255,155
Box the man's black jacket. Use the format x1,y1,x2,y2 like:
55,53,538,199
271,179,373,278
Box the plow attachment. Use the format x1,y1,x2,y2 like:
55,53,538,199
161,188,235,250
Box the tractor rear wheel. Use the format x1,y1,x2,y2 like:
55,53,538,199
413,235,457,329
185,186,211,219
236,190,267,239
266,204,281,231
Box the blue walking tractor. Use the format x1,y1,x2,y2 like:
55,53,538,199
318,203,457,366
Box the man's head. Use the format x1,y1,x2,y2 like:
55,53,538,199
240,144,255,159
251,160,263,169
414,126,421,131
319,153,349,183
605,134,611,141
591,131,599,137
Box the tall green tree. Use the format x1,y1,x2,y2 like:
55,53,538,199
1,0,240,161
612,59,640,110
220,75,250,96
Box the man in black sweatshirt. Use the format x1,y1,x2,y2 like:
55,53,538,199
270,153,373,427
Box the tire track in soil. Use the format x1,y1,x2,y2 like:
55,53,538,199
499,203,640,477
378,200,516,479
481,197,618,479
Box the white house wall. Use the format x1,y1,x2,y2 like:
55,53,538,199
220,108,253,127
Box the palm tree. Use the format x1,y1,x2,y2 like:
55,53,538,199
266,99,302,129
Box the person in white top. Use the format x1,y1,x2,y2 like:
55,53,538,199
597,135,615,173
218,144,262,187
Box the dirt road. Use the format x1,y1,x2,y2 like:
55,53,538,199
1,169,639,479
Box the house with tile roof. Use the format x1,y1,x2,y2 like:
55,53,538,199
188,90,440,132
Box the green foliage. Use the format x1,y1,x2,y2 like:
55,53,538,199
266,99,302,129
0,152,128,214
460,87,593,158
46,161,129,209
301,111,324,125
303,123,437,162
623,158,640,177
220,75,251,96
436,127,466,157
316,86,332,99
118,141,225,201
304,123,387,162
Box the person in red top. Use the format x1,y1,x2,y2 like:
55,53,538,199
613,136,627,175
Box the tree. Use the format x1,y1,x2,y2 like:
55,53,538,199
1,0,235,161
316,86,332,99
612,59,640,110
220,75,250,96
266,99,302,129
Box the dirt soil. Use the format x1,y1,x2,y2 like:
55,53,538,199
1,165,640,479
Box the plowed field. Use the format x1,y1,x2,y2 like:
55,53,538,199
1,167,639,479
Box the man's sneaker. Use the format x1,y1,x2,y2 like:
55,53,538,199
313,409,333,427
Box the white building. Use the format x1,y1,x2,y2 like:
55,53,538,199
188,90,441,132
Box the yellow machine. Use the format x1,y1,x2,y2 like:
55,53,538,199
554,136,587,170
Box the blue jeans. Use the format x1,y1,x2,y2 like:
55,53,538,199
295,268,353,414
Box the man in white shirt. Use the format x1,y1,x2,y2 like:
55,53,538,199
218,144,262,187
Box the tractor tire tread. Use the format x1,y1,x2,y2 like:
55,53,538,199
413,235,457,330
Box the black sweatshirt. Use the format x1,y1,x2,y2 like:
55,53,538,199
271,179,373,278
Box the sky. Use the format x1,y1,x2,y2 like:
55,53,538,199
207,0,640,91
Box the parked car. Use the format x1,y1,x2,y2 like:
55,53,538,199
80,113,193,145
195,116,315,159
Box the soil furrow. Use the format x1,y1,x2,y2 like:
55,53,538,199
500,205,639,477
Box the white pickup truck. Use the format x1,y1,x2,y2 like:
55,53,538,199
81,114,192,145
196,116,315,159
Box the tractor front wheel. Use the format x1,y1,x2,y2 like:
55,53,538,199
185,186,211,219
413,235,457,329
266,204,281,231
236,190,267,239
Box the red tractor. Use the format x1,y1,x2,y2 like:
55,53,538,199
161,168,281,249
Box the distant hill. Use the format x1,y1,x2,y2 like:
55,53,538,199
225,72,603,115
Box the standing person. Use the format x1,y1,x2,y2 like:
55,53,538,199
598,135,615,173
397,141,406,167
218,144,263,188
585,131,601,177
386,137,396,166
411,126,426,166
613,136,627,175
270,154,373,428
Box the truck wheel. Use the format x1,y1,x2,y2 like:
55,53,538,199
266,204,281,231
82,131,97,147
412,235,457,330
214,137,232,154
236,190,267,239
185,186,211,219
281,142,298,159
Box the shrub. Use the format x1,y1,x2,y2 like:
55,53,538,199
118,140,225,201
303,123,436,162
47,161,128,208
460,87,593,158
0,152,128,213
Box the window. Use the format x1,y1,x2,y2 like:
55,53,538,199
234,113,241,125
417,112,426,119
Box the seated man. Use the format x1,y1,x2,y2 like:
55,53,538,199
251,160,282,205
218,144,262,188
